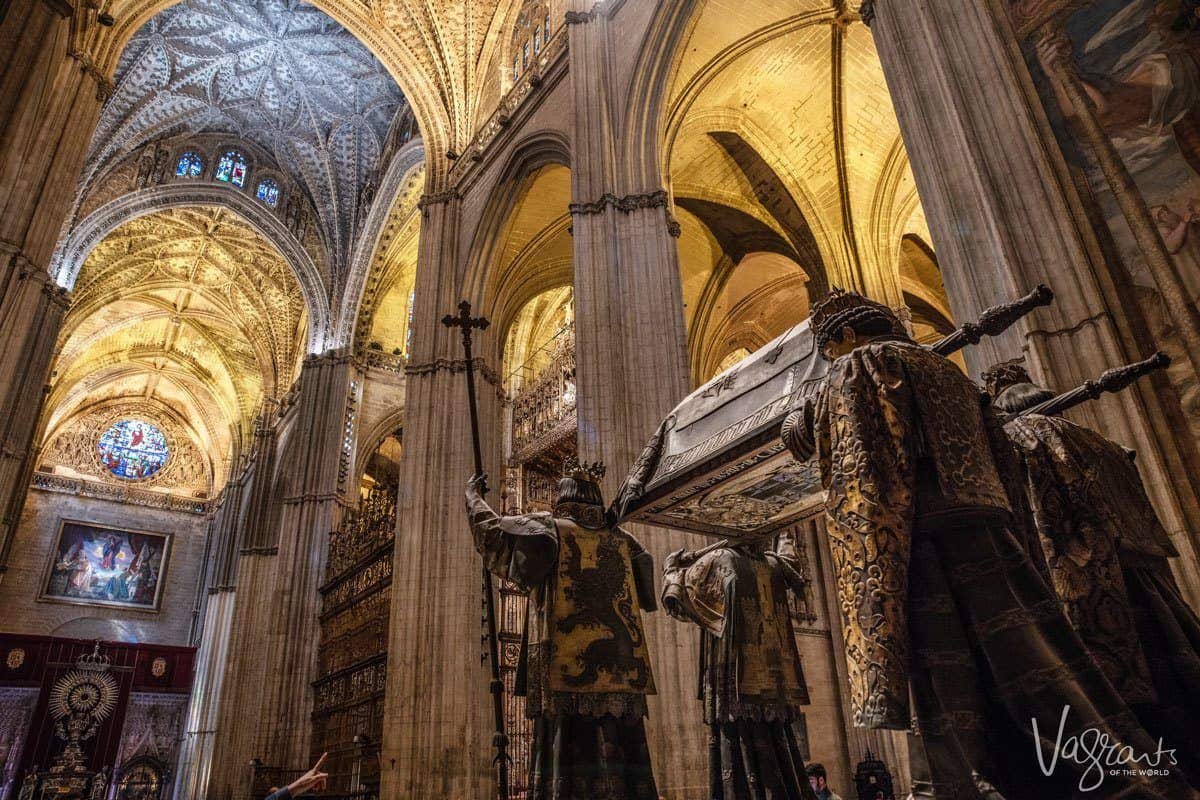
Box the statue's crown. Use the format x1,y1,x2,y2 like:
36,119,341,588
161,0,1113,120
77,642,111,672
981,358,1031,396
809,287,899,346
563,456,605,483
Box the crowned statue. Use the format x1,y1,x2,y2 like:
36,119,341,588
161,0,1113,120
661,533,817,800
780,288,1194,799
986,360,1200,786
465,457,659,800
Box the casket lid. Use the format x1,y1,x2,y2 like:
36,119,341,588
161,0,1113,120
618,320,828,538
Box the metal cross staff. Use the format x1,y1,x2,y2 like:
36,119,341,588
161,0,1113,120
442,299,510,800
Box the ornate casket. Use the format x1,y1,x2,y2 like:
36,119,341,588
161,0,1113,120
617,321,827,539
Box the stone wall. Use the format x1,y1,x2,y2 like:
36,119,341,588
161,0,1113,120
0,486,207,646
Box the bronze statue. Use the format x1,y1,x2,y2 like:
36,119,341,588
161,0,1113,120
661,533,817,800
987,359,1200,786
465,458,658,800
780,288,1192,799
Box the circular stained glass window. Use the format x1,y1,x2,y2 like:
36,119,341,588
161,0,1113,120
97,420,169,480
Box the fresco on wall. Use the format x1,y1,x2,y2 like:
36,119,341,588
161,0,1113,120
1011,0,1200,431
39,521,171,611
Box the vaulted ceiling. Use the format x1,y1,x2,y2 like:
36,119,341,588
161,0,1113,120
86,0,409,274
43,206,308,493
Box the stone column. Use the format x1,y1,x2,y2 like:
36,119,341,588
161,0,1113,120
207,358,352,798
0,0,109,582
566,5,708,797
381,193,500,799
861,0,1200,603
0,248,67,581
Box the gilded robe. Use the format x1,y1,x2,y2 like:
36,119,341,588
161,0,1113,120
784,337,1193,800
662,537,816,800
465,483,658,800
1006,412,1200,783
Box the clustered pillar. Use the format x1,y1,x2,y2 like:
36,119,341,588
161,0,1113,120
381,193,502,800
0,0,108,584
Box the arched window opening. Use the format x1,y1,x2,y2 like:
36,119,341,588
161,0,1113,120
510,1,551,80
256,178,279,207
175,152,203,178
215,150,248,187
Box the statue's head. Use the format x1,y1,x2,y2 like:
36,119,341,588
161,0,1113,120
982,358,1054,414
810,287,905,360
555,457,607,528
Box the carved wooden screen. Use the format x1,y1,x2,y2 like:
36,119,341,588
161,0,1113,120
311,482,396,798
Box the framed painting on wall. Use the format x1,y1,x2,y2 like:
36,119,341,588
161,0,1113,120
38,520,171,612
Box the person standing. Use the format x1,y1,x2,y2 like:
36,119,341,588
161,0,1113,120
662,533,816,800
805,764,841,800
781,288,1193,799
465,458,659,800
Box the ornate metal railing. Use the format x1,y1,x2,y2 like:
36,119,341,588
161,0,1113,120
510,325,576,461
326,484,397,577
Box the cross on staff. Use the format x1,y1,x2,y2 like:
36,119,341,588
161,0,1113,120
441,300,510,800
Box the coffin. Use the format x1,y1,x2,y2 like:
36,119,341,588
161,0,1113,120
616,320,827,539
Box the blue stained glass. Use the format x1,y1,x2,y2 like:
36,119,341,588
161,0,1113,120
256,179,279,207
216,151,248,187
175,152,203,178
97,420,170,480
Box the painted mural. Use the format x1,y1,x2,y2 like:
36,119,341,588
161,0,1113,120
39,522,171,611
1011,0,1200,432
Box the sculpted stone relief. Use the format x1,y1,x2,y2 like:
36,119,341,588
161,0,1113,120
41,404,212,498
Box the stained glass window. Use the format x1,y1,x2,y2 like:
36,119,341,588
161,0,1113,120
544,16,550,43
216,150,248,187
256,179,279,207
533,27,541,54
97,420,169,480
175,152,203,178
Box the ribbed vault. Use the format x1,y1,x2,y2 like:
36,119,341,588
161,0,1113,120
42,206,308,495
86,0,409,279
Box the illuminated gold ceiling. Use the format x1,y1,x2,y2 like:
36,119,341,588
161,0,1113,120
44,207,308,492
666,0,939,383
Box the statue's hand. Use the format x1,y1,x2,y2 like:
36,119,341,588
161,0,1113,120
468,473,489,495
664,547,697,571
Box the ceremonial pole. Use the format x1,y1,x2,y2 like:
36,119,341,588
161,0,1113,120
442,300,510,800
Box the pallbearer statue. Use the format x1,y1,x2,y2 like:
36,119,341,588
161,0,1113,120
465,459,659,800
986,360,1200,787
780,288,1193,800
661,533,818,800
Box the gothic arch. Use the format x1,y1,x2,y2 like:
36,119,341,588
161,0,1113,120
354,410,405,483
461,131,572,358
337,139,427,349
53,185,331,353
